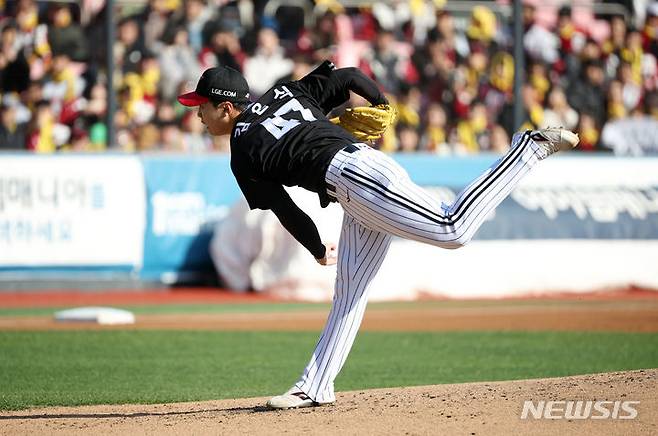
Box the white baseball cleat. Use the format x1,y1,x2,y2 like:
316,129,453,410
266,387,330,409
529,128,579,159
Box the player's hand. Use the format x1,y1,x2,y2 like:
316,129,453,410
316,242,337,266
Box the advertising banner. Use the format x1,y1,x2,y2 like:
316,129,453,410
0,155,145,268
141,155,241,280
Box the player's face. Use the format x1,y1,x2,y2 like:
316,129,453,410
197,101,231,136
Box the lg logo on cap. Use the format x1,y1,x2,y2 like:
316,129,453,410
211,88,237,97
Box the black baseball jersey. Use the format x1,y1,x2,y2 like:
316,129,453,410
229,61,387,211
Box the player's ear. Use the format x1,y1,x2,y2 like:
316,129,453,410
215,101,228,114
222,101,239,117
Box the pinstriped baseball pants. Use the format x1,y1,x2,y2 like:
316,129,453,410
295,132,542,403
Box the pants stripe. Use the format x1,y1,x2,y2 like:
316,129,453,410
450,132,531,220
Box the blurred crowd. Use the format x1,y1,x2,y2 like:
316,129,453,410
1,0,657,154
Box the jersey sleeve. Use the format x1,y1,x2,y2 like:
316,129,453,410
234,175,284,210
231,154,284,210
270,192,326,259
232,163,326,258
297,60,388,114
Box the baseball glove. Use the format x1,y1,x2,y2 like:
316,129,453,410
330,104,397,141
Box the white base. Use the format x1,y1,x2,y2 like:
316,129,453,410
54,307,136,325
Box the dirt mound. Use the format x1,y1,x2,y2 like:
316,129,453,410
2,370,655,435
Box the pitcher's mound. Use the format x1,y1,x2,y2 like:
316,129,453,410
2,369,656,435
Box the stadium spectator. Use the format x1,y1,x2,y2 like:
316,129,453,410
567,59,607,126
243,26,293,98
333,11,370,68
25,99,68,152
489,124,511,154
159,120,183,150
42,52,80,108
199,23,245,71
452,63,476,121
397,122,420,153
0,22,30,94
0,102,27,148
296,9,337,61
137,0,177,55
411,27,456,104
498,84,540,136
618,60,643,112
576,112,601,151
180,0,215,54
608,79,628,119
395,83,421,128
556,5,579,55
434,9,469,59
120,52,159,130
115,15,148,75
136,121,160,151
555,5,586,81
528,61,550,105
361,27,405,95
466,5,499,56
14,0,41,52
46,3,88,63
420,102,448,153
455,101,490,153
477,52,511,127
602,14,628,70
541,86,579,130
643,4,658,55
158,25,201,101
523,3,560,65
83,83,107,121
275,53,313,84
16,80,44,124
180,110,211,152
465,48,489,97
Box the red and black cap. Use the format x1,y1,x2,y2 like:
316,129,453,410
177,66,250,107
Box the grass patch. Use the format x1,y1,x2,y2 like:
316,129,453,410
1,330,657,410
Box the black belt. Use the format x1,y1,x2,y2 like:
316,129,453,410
324,144,360,203
342,143,359,153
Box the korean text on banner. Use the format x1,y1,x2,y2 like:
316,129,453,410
0,156,146,267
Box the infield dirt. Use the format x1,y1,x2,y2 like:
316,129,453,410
1,369,655,435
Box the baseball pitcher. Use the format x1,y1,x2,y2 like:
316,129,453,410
178,61,579,409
